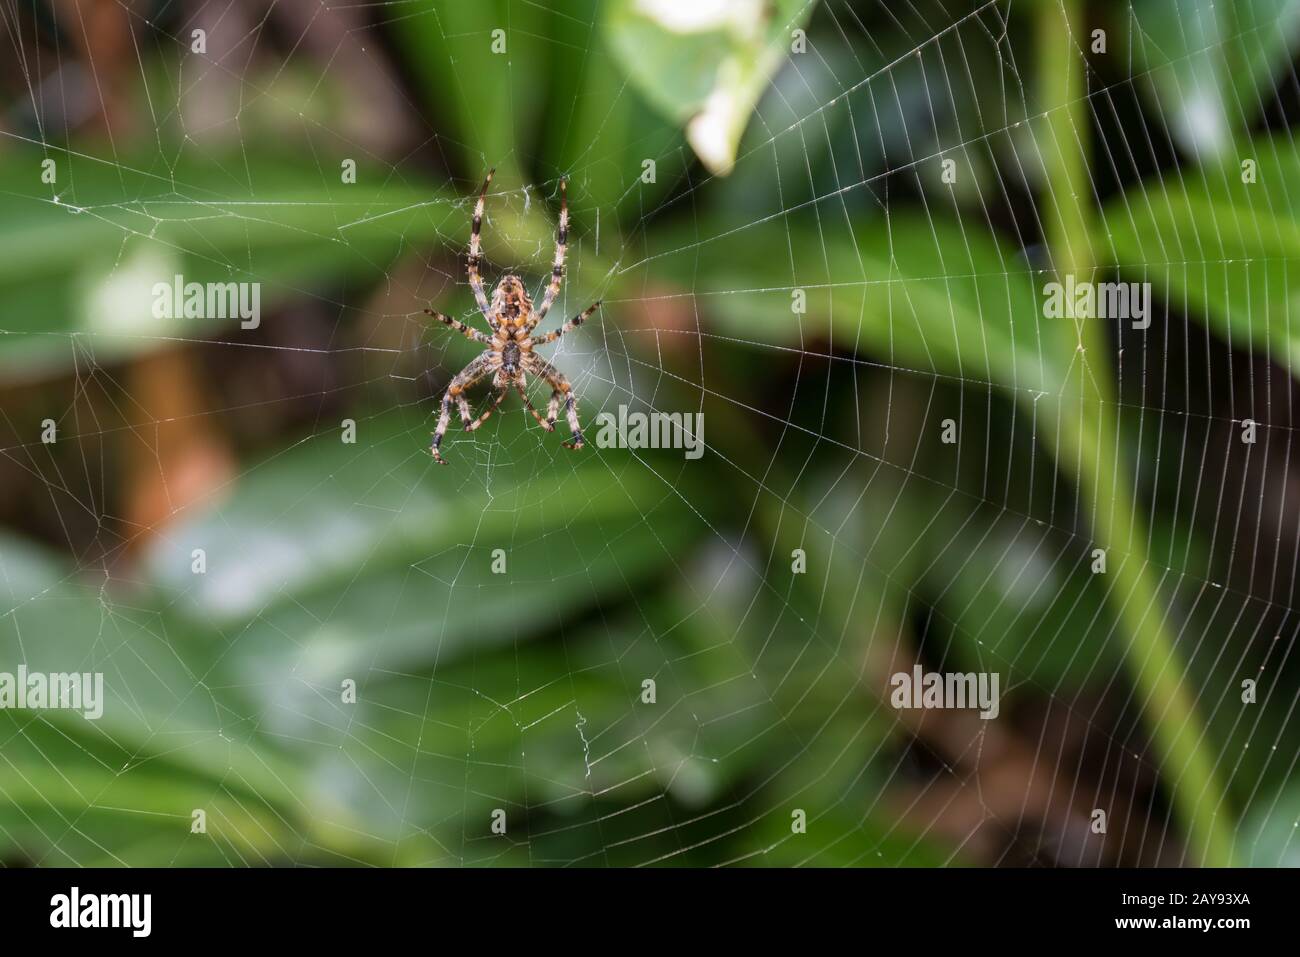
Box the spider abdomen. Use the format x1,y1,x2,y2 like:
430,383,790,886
492,274,533,328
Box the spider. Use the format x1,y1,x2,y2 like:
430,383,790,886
425,170,600,464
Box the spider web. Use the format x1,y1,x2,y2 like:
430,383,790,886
0,0,1298,868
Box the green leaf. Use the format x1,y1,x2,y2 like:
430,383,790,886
748,798,957,867
385,1,552,179
1130,0,1300,159
633,214,1068,405
142,409,705,652
0,532,292,793
0,149,448,376
292,609,771,863
1240,781,1300,866
0,532,386,865
604,0,814,175
1099,133,1300,373
541,0,682,214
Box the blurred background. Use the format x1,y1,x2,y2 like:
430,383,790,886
1,0,1299,867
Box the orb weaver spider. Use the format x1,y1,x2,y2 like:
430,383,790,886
425,170,600,464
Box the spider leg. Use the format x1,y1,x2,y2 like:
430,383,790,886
537,301,600,345
513,382,554,431
455,392,474,429
527,176,568,331
545,389,561,430
523,354,584,450
465,387,509,432
467,170,498,330
560,393,583,450
425,309,490,344
431,353,492,464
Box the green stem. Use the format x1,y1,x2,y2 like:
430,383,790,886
1037,0,1235,866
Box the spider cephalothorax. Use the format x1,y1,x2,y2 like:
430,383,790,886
425,170,600,464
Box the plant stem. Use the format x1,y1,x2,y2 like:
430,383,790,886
1036,0,1235,866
